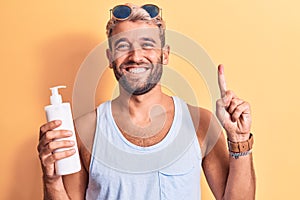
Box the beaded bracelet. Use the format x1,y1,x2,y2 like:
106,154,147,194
229,150,252,159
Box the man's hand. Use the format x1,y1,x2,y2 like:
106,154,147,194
216,64,252,142
38,120,76,182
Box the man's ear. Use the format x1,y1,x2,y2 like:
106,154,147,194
106,49,113,68
162,45,170,65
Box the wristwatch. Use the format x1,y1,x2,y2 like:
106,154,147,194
227,133,254,153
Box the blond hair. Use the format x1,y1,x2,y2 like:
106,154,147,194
106,3,166,49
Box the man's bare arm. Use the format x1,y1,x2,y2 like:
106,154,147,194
38,120,89,200
196,64,255,199
38,120,78,199
212,64,255,199
202,130,255,200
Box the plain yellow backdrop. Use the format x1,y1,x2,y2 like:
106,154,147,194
1,0,299,199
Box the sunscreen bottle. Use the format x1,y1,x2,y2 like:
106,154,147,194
44,85,81,175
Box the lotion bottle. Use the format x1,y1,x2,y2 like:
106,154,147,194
44,85,81,175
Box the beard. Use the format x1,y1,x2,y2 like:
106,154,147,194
112,60,163,95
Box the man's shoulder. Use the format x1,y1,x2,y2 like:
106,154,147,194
186,103,221,139
74,109,97,126
74,99,111,124
186,104,214,121
74,109,97,154
175,96,212,116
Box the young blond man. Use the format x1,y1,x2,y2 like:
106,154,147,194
38,3,255,200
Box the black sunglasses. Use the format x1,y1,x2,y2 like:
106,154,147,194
110,4,161,20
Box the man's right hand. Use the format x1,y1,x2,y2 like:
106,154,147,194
38,120,76,182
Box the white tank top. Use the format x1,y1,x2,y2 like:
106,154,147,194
86,96,202,200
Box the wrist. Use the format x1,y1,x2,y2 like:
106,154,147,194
227,133,254,153
227,132,251,143
229,150,252,159
43,176,70,200
43,175,64,190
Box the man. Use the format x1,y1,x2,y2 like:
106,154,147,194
38,3,255,200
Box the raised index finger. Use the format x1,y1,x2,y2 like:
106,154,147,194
218,64,227,97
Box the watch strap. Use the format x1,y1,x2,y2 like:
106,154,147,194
227,133,253,153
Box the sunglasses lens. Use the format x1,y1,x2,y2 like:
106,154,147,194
112,5,131,19
141,4,159,18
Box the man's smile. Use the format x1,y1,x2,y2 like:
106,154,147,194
121,64,151,75
127,67,148,74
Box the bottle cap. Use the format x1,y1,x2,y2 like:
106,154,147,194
50,85,66,105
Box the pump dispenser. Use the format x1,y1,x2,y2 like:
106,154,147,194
50,85,64,105
44,85,81,175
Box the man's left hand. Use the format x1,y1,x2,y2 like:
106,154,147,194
216,64,252,142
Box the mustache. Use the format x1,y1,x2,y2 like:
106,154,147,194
122,61,148,66
119,61,152,70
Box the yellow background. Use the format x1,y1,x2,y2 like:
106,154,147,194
1,0,299,199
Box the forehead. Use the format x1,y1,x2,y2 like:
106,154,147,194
110,21,161,43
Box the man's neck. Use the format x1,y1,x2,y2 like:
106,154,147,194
113,84,170,126
112,84,175,145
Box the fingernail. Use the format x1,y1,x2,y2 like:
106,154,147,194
67,131,73,136
218,64,223,74
70,141,75,145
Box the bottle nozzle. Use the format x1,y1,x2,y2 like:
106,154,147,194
50,85,66,105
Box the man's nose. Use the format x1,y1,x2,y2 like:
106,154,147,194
128,46,144,62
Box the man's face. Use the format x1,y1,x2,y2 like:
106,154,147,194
107,21,169,95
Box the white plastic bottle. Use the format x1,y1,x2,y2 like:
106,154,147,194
44,85,81,175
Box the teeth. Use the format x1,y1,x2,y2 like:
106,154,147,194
128,68,147,74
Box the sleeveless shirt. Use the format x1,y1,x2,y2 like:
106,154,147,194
86,96,202,200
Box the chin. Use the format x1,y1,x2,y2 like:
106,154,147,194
124,83,158,96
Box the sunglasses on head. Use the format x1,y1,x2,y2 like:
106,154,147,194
110,4,161,21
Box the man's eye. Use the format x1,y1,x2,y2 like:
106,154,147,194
115,43,130,51
142,42,155,49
